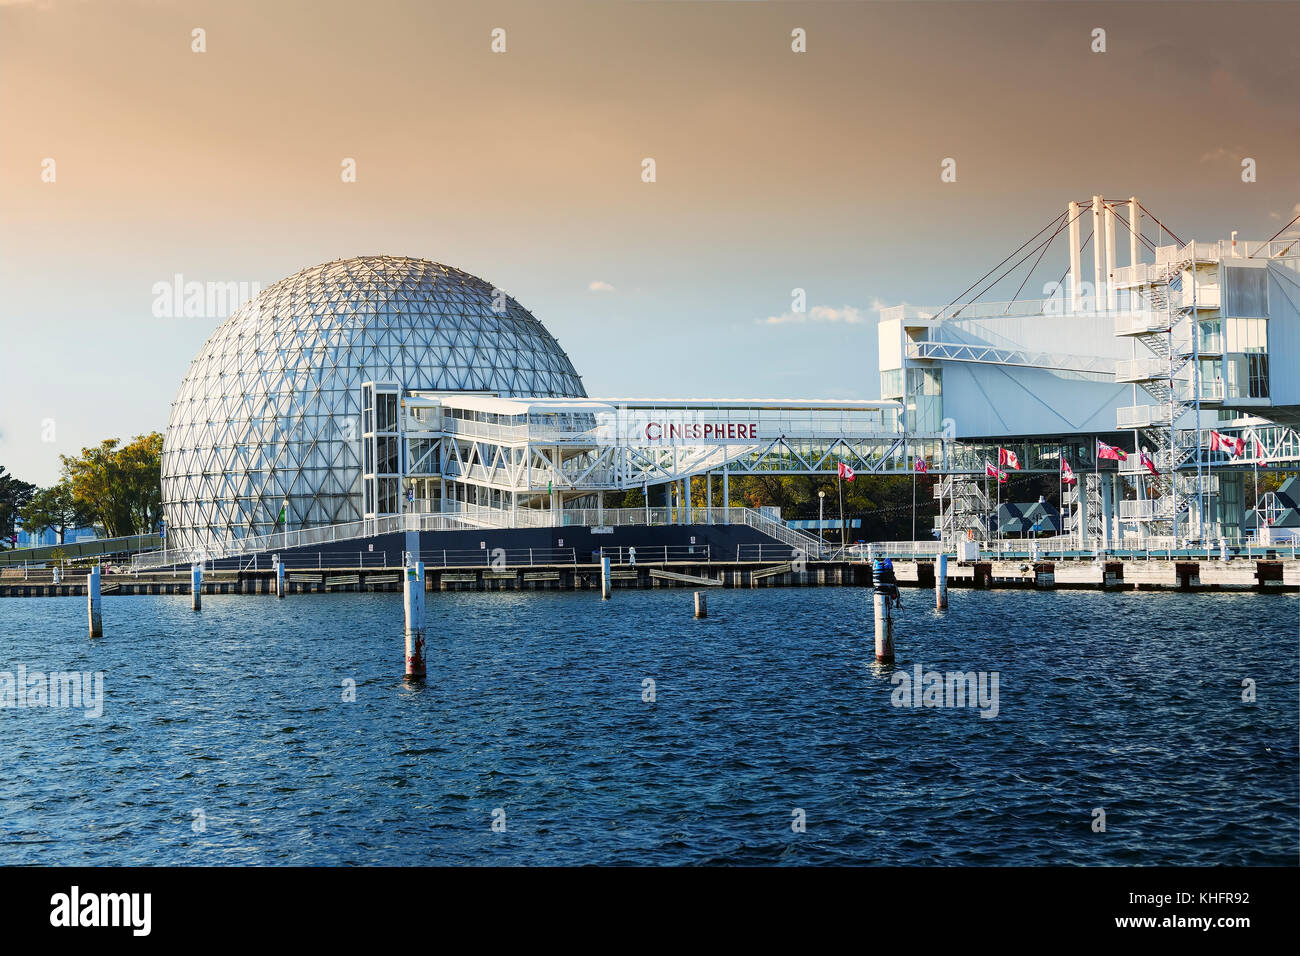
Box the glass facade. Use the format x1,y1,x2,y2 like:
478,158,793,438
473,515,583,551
161,256,586,552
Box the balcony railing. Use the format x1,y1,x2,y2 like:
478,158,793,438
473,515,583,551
1115,358,1168,382
1117,405,1174,429
1114,311,1172,336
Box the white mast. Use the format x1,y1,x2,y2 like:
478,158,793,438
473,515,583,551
1068,200,1082,311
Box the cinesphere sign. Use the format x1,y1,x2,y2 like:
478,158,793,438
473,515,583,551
595,410,762,444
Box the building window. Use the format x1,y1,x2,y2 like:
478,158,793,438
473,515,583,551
1248,353,1269,399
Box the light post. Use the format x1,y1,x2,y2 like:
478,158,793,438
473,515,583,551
818,490,826,556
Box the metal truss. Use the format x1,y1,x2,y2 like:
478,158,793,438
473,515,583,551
908,340,1116,377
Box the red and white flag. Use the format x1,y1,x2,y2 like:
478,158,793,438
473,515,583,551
1061,459,1077,485
913,458,928,473
1248,429,1267,461
837,461,855,481
985,460,1007,484
1140,450,1160,477
1209,430,1245,457
998,447,1020,470
1097,440,1127,462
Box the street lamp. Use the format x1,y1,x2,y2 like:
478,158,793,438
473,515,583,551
818,490,826,550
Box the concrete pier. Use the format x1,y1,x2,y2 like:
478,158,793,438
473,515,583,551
694,591,707,618
191,563,202,610
2,555,1298,599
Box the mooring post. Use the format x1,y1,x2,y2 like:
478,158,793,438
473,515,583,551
191,563,202,611
601,554,612,599
873,589,894,663
87,565,102,638
694,591,707,618
404,559,426,679
936,552,948,609
274,554,285,598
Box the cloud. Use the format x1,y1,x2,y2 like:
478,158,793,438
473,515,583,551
759,299,902,326
1197,145,1247,164
1268,202,1300,222
587,280,615,293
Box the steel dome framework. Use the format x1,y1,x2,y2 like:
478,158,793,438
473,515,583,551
161,256,586,553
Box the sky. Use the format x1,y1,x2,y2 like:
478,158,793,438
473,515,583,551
1,0,1297,485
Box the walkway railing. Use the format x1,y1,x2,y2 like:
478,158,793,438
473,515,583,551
129,505,819,570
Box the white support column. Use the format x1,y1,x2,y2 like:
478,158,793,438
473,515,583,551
601,554,611,600
723,467,730,525
274,553,285,598
1111,473,1124,545
1100,476,1113,550
1068,200,1082,312
191,563,202,611
706,472,713,524
1092,195,1104,312
1104,200,1117,311
1128,196,1140,267
1076,479,1089,550
936,552,948,609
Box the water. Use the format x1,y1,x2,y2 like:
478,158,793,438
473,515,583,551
1,588,1295,865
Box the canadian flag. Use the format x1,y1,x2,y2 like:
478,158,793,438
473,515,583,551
998,447,1020,470
1249,429,1267,460
1061,459,1077,486
1097,440,1127,462
914,458,928,473
837,461,855,481
1140,450,1160,477
985,461,1007,484
1209,430,1246,457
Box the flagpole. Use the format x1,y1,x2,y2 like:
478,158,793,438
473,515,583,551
838,473,846,555
911,463,917,545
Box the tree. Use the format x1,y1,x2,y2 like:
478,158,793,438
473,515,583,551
60,432,165,538
0,465,37,549
18,481,93,544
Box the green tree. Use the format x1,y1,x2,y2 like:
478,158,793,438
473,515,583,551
60,432,165,538
18,481,93,544
0,465,37,549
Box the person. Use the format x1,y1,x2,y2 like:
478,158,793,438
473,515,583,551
873,557,902,608
628,546,636,566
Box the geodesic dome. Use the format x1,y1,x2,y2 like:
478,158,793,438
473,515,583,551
161,255,585,552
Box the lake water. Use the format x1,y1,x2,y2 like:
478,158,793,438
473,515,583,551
1,588,1295,865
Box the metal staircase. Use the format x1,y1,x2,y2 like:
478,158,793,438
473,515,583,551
934,475,992,542
1113,249,1211,536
